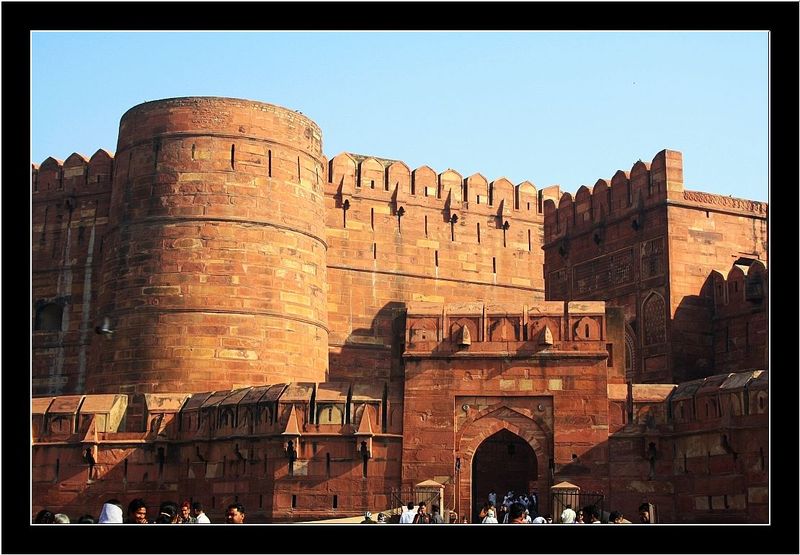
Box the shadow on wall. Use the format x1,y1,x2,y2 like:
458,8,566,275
671,263,768,383
670,290,715,383
328,301,407,383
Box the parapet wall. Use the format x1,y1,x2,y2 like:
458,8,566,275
324,153,547,381
543,149,683,244
709,262,768,373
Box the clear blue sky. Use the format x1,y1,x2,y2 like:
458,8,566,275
32,32,768,202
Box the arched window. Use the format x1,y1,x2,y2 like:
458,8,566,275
35,303,62,331
642,293,666,345
624,325,637,381
317,404,343,425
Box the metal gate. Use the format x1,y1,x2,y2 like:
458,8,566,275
389,487,441,511
551,489,605,523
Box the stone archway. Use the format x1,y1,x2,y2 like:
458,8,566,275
472,429,537,521
455,406,550,522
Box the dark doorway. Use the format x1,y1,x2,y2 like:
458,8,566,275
472,429,537,520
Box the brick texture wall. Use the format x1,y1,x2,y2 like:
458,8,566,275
87,98,329,394
31,97,768,524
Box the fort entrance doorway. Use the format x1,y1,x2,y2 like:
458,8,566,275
471,429,538,520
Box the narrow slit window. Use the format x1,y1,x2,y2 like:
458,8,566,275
332,495,338,509
424,215,428,237
191,144,196,160
230,144,235,169
492,257,497,274
373,243,377,260
268,149,272,177
371,208,374,230
528,229,532,251
477,222,481,244
434,250,439,267
291,495,297,509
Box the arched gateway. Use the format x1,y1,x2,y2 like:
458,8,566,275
472,429,538,520
455,405,551,522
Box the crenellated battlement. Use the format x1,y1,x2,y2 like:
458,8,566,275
543,149,684,243
709,259,767,313
32,149,114,198
327,152,544,224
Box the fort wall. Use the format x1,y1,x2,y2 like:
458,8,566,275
542,149,768,383
31,97,768,524
606,370,767,523
325,153,545,382
664,193,767,382
542,150,678,382
708,262,768,373
31,383,403,523
32,151,114,396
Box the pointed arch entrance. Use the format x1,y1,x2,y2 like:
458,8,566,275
455,405,551,522
472,429,537,519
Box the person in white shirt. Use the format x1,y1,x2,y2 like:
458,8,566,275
98,499,123,523
482,509,498,523
399,501,415,523
561,504,576,524
192,501,211,523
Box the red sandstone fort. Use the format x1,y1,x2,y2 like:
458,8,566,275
32,97,768,523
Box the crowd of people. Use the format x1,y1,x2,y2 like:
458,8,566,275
35,495,653,525
33,499,244,524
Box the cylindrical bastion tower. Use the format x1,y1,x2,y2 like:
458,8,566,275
87,97,328,393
